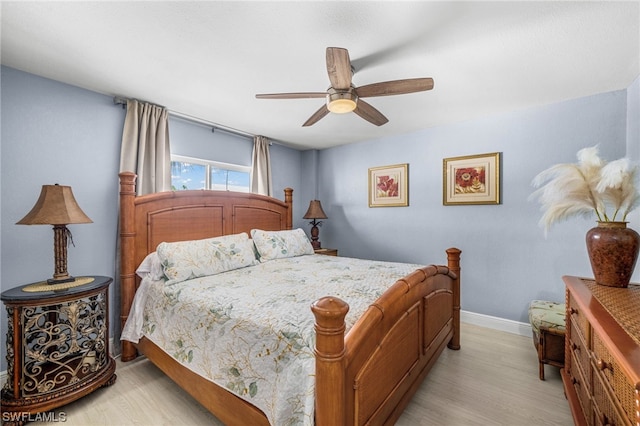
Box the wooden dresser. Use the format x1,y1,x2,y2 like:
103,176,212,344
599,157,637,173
562,276,640,426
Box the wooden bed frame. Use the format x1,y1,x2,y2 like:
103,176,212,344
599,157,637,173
118,172,461,426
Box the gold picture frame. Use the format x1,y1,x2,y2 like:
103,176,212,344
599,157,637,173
368,163,409,207
443,152,501,205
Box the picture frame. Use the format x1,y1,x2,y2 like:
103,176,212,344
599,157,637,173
368,163,409,207
443,152,501,205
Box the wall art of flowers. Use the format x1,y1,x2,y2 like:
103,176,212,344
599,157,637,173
369,164,409,207
376,174,399,197
454,166,486,194
443,153,500,205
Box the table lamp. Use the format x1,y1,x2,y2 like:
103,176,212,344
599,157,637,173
17,184,93,284
303,200,327,250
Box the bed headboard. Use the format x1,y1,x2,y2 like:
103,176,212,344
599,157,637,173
118,172,293,360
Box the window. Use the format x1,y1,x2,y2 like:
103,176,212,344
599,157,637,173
171,155,250,192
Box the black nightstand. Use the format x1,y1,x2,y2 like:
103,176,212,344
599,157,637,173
1,276,116,424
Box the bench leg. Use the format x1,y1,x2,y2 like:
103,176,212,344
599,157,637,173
538,339,545,380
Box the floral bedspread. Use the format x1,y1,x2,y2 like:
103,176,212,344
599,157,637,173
122,254,422,425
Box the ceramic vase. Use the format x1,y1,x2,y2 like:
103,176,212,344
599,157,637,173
585,221,640,288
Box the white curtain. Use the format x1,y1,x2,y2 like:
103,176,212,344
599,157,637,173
119,99,171,195
115,99,171,351
251,135,273,196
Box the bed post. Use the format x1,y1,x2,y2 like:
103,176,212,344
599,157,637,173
284,187,293,230
311,296,350,426
119,172,138,361
446,247,462,350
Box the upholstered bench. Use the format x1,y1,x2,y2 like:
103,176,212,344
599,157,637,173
528,300,566,380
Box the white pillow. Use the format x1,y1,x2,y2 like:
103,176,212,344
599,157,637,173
250,228,314,262
156,233,258,285
136,252,164,280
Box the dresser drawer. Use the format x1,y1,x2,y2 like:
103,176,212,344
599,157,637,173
569,292,590,342
592,367,629,426
569,319,591,382
569,351,592,423
592,333,637,425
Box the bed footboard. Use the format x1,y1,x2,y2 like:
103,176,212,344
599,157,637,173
312,248,461,426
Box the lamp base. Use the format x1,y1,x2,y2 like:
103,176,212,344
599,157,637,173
309,224,321,250
48,276,76,285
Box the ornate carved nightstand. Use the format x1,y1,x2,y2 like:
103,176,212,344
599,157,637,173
1,276,116,425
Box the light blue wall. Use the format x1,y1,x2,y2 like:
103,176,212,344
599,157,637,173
626,76,640,231
317,89,636,325
627,76,639,160
270,143,308,226
0,66,305,371
299,149,320,231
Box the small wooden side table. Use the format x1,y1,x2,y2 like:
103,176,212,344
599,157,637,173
315,248,338,256
1,276,116,425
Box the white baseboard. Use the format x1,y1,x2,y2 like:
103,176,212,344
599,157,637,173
461,309,532,337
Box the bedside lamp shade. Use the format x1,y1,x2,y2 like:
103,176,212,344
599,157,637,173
17,184,92,283
303,200,328,250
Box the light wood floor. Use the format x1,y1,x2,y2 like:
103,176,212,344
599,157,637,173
39,323,573,425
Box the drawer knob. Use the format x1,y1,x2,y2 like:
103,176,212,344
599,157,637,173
570,307,578,315
571,341,580,351
596,359,612,372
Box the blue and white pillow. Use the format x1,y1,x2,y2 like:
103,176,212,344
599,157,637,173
251,228,315,262
156,232,258,285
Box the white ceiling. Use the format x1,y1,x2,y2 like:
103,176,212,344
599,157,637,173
2,1,639,150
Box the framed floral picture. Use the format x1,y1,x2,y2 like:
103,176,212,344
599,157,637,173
369,163,409,207
443,152,501,205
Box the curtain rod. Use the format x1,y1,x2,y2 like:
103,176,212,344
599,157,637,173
113,96,255,139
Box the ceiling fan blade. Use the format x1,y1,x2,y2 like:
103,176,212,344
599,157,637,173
353,100,388,126
302,104,330,127
355,78,434,98
256,92,327,99
326,47,352,90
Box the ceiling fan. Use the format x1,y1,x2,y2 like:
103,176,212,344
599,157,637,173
255,47,434,127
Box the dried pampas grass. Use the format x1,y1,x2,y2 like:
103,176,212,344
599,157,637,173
530,146,640,234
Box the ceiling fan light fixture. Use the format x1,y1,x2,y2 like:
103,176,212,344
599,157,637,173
256,47,433,126
327,90,358,114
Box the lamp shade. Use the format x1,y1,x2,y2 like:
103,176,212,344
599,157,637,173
303,200,328,220
17,184,92,225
